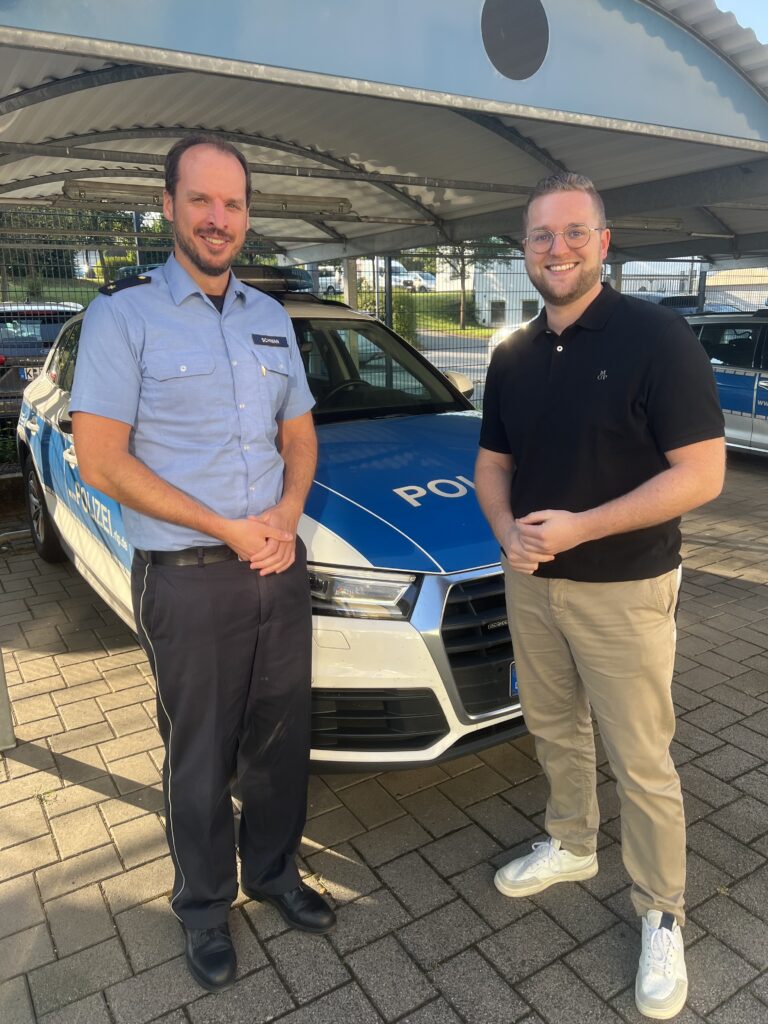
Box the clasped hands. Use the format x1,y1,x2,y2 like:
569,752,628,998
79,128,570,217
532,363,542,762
224,503,300,575
504,509,588,574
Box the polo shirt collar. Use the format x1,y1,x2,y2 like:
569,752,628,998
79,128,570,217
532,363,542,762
577,282,620,330
527,283,621,340
163,253,247,306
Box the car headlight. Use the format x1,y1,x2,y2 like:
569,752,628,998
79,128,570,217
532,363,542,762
308,566,420,620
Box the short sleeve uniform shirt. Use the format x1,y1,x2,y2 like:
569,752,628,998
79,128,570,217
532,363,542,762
70,256,315,551
480,285,724,582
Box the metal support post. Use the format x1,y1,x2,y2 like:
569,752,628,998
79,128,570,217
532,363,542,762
344,257,357,308
0,651,16,752
696,266,708,313
384,255,393,327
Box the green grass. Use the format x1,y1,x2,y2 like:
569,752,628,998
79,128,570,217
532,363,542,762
1,277,101,307
0,420,19,469
412,290,493,337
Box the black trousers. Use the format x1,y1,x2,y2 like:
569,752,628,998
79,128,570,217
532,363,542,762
131,541,312,929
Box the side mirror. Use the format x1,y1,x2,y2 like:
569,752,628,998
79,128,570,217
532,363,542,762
58,402,73,436
443,370,474,400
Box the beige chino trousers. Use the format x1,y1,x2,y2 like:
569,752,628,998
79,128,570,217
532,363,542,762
502,560,686,923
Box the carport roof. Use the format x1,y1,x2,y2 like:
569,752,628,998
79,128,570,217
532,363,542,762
0,0,768,264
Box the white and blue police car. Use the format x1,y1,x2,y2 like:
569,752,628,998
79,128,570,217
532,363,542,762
686,311,768,456
17,270,523,768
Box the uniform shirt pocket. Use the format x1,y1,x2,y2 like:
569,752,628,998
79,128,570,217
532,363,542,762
144,349,215,381
140,348,227,445
251,347,291,422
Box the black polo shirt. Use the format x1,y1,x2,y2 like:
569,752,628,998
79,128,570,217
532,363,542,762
479,284,724,582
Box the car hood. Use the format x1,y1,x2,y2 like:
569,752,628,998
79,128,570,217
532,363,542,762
308,412,500,573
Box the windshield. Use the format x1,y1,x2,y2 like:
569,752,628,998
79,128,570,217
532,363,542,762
292,316,468,423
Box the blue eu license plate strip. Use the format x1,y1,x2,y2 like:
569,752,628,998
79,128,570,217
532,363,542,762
510,663,518,698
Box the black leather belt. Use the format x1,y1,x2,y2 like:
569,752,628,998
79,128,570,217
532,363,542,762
135,544,238,567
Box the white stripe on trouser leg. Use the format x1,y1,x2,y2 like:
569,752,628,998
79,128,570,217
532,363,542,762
138,562,186,921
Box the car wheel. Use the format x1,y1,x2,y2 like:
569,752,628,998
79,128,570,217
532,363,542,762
24,459,66,562
418,285,428,293
325,286,337,296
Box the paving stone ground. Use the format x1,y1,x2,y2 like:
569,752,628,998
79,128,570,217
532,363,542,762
0,452,767,1024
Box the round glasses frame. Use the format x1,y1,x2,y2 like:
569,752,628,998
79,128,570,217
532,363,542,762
523,225,604,254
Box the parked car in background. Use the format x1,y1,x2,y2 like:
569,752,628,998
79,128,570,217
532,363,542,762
402,270,436,293
317,264,343,296
687,311,768,455
114,263,164,280
17,267,525,769
634,292,742,315
413,271,437,291
0,302,83,417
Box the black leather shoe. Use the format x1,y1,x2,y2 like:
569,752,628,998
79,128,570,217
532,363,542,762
184,922,237,992
244,882,336,934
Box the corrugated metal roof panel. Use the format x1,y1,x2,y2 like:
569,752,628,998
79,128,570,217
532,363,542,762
0,2,767,261
654,0,768,95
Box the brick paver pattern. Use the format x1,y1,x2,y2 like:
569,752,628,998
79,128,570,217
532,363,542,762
0,452,767,1023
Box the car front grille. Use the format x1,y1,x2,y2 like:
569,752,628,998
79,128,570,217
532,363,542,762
310,688,447,751
440,573,515,716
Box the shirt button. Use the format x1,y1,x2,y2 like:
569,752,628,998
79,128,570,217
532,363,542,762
556,345,563,353
249,485,255,492
179,364,187,372
243,444,250,451
238,403,245,409
231,360,238,367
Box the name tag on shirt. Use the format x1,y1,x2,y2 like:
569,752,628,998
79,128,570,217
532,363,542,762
252,334,288,348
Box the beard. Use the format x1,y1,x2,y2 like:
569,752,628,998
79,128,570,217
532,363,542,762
174,224,243,279
528,258,603,307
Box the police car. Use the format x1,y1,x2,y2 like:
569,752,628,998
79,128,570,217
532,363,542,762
17,269,523,768
686,311,768,455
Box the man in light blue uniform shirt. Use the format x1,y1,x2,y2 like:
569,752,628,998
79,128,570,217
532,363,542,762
71,134,334,993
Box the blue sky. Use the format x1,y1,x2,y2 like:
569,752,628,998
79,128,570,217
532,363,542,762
717,2,768,43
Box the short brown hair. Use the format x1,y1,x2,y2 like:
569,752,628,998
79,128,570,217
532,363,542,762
164,133,252,206
523,173,605,232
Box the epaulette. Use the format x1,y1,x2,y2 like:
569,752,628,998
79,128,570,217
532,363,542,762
99,275,152,296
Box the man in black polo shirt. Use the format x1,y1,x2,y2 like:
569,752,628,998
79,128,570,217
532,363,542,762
476,173,724,1021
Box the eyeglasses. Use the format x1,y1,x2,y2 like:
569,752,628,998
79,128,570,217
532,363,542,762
523,225,603,254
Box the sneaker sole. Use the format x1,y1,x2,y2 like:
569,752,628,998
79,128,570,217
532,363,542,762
494,859,598,897
634,978,688,1020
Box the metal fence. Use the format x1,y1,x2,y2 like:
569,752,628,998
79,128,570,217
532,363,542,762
3,210,768,476
0,206,275,475
305,249,768,406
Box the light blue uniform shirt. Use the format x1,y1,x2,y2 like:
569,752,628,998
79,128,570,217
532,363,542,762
70,255,315,551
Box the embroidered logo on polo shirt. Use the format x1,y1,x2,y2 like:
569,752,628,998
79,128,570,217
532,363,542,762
597,369,608,380
252,334,288,347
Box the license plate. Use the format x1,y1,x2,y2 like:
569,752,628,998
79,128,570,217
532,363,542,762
510,663,518,698
19,366,41,382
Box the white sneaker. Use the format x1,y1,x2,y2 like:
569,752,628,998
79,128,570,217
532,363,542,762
635,910,688,1020
493,837,598,897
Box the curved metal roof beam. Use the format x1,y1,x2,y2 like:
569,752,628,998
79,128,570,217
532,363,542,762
0,138,532,196
0,167,160,195
0,166,341,247
0,126,449,238
698,205,737,238
453,111,568,176
300,216,346,242
0,65,173,117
